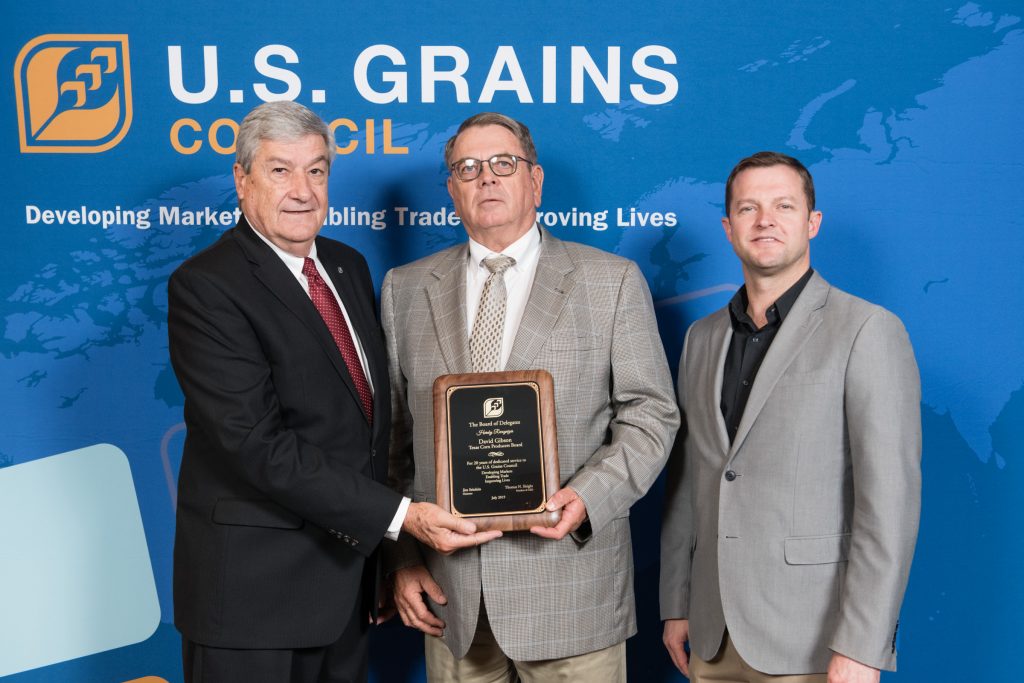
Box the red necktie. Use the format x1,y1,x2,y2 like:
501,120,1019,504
302,257,373,424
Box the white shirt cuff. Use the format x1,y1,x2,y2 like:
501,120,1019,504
385,496,411,541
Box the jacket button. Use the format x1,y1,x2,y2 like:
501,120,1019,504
724,470,737,482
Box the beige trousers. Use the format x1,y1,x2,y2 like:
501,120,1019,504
690,632,827,683
424,603,625,682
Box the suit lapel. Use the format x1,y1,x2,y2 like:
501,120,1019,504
425,246,472,373
506,230,574,371
234,222,369,426
237,223,347,383
706,310,733,457
728,273,829,457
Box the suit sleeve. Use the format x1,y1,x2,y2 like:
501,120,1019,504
168,263,401,558
564,261,681,539
380,268,425,572
829,309,921,670
659,323,695,620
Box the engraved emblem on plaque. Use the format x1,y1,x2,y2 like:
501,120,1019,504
483,397,504,418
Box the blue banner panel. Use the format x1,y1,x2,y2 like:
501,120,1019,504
2,2,1022,681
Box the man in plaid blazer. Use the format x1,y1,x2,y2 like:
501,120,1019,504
382,112,679,681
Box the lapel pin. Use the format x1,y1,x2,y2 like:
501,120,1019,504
336,266,344,274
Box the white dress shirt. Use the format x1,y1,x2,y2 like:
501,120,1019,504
465,224,542,370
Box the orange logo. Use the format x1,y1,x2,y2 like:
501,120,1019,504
14,34,133,153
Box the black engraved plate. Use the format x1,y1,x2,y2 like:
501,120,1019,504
433,370,560,532
447,382,544,516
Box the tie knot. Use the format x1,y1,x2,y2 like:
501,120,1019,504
302,257,319,280
482,255,515,275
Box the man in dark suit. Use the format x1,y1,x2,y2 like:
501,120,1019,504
168,101,499,683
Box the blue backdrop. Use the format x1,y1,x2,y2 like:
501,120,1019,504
2,2,1022,681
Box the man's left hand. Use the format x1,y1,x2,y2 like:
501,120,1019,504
827,653,880,683
530,487,587,540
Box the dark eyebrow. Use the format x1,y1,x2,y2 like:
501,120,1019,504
735,194,799,204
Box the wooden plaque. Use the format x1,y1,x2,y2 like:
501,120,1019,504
433,370,560,532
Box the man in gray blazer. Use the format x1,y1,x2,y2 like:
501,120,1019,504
383,112,679,681
660,152,921,683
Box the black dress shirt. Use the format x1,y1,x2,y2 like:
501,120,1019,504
721,269,814,443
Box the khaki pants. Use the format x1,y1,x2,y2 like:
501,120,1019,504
690,632,826,683
424,603,625,682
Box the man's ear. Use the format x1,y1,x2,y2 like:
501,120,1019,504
531,163,544,208
808,210,822,239
233,163,247,203
721,216,734,244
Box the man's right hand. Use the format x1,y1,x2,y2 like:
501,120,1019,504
401,501,501,554
393,565,447,636
663,618,691,677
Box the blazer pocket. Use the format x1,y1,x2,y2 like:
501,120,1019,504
212,498,304,529
784,532,850,565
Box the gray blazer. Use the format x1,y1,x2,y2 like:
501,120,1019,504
660,272,921,674
383,228,679,661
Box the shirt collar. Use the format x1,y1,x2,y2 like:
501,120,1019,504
729,268,814,332
248,214,318,279
467,223,541,273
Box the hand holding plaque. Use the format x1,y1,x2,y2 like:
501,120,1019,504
433,370,560,532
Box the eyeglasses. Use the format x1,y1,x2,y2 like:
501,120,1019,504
449,154,534,182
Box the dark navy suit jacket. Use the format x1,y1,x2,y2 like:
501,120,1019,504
168,218,400,648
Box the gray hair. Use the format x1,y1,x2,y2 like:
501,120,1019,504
235,101,336,173
443,112,538,166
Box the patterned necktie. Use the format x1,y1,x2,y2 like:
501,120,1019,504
302,257,373,424
470,255,516,373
